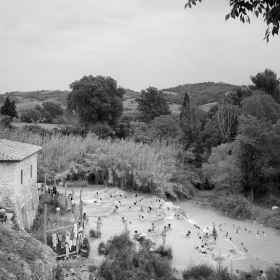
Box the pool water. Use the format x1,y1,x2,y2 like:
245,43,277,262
72,186,280,272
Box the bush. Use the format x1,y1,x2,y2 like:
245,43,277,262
212,195,253,220
20,109,41,123
96,232,179,280
105,232,134,256
28,195,68,242
89,229,99,238
155,245,173,260
98,242,107,255
183,264,215,280
87,265,97,273
80,237,90,258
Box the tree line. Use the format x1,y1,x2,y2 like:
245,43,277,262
1,69,280,201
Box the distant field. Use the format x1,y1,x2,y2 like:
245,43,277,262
16,101,43,111
199,102,217,112
169,104,180,114
12,122,60,130
162,91,180,95
15,98,67,112
123,98,137,110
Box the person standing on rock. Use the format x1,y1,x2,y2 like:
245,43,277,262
161,226,167,246
0,208,7,223
71,197,75,213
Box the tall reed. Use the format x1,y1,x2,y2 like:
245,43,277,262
0,127,193,198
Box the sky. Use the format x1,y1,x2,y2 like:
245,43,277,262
0,0,279,93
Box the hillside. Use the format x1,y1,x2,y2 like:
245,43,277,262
0,82,238,115
162,82,238,106
0,90,69,113
0,226,57,279
1,89,140,113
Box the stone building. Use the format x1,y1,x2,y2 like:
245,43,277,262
0,139,42,229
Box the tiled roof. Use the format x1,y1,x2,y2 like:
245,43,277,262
0,139,42,162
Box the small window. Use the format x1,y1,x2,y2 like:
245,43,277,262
30,165,33,178
21,170,23,184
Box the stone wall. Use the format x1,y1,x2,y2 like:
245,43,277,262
0,162,16,210
0,153,39,229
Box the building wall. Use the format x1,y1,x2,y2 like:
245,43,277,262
0,153,39,229
0,162,16,210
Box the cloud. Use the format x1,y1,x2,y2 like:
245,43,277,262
0,0,279,93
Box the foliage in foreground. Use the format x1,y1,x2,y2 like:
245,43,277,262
183,263,280,280
96,232,178,280
28,195,68,242
185,1,280,42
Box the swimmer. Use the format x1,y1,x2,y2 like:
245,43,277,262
134,231,139,240
140,207,144,212
212,227,217,238
129,206,131,210
114,205,118,213
148,206,152,212
167,224,171,231
121,217,125,223
199,245,207,254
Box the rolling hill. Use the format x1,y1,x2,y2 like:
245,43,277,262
162,82,237,106
0,82,238,115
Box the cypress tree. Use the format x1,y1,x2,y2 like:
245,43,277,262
0,97,18,118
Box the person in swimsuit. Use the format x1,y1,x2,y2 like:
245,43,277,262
96,217,102,236
161,226,167,246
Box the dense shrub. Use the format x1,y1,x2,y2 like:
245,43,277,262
212,195,253,220
80,237,90,258
96,232,179,280
98,242,107,255
89,229,99,238
155,245,173,260
212,194,280,230
0,129,196,199
183,264,216,280
28,195,68,242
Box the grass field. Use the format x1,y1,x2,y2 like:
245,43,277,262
12,122,60,130
162,90,180,95
199,102,217,112
15,98,67,112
